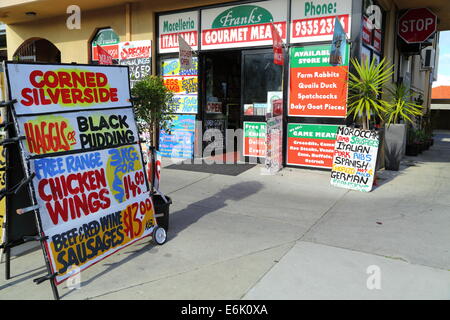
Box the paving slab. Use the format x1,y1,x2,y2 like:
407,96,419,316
244,241,450,300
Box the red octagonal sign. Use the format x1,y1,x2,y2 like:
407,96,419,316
398,8,437,44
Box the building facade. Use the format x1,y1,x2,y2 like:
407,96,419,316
0,0,447,168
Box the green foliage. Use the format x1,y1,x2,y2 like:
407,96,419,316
384,83,423,126
347,57,394,129
131,75,174,144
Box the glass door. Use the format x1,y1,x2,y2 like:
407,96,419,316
241,49,282,160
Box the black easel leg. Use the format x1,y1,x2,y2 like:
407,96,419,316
5,246,10,280
50,280,60,300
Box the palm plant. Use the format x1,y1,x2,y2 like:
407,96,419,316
347,57,394,129
384,83,423,126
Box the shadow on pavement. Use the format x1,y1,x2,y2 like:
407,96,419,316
60,181,263,299
167,181,264,243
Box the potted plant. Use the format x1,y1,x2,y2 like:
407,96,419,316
383,83,423,170
131,75,174,231
131,75,175,146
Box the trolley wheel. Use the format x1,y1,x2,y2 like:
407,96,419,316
152,226,167,245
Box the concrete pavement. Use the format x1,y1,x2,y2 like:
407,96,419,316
0,131,449,299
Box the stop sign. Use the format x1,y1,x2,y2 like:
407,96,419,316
398,8,437,44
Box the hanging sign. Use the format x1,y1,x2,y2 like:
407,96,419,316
271,23,284,66
201,0,288,50
179,35,194,71
330,126,380,192
290,0,352,44
158,11,199,54
6,64,131,115
119,40,152,88
330,17,347,66
243,122,267,157
97,45,113,65
288,44,349,118
16,108,139,157
287,123,338,169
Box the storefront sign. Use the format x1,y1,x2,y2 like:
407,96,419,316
169,95,198,114
16,108,139,157
6,64,131,115
243,121,266,157
201,0,288,50
290,0,352,43
330,126,380,192
119,40,152,88
287,123,338,168
159,115,196,158
162,58,198,114
288,44,349,118
158,11,199,54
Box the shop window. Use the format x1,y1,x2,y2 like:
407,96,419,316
13,38,61,63
90,28,120,64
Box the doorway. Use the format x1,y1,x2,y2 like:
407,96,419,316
201,48,282,161
13,38,61,63
202,50,241,157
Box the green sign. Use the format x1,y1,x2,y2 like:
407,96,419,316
212,5,274,28
244,122,267,138
290,44,349,68
288,124,338,140
92,28,120,46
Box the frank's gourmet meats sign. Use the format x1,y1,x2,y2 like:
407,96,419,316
159,11,198,54
5,63,155,285
287,123,338,168
330,127,380,192
6,64,131,115
290,0,352,43
289,44,349,118
201,1,288,50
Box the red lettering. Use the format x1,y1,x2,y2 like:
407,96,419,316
30,70,44,88
21,88,34,106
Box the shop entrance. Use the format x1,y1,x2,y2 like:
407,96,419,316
202,50,241,159
201,48,282,162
